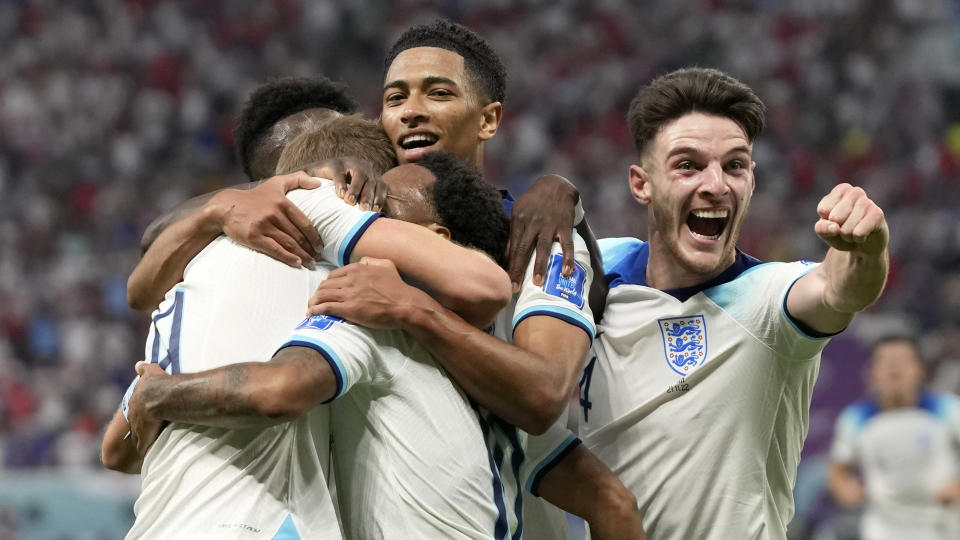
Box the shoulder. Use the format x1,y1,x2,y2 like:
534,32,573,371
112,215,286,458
837,399,881,431
918,392,960,420
598,237,648,288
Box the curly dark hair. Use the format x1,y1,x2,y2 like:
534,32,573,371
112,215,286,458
384,18,506,105
627,67,765,158
418,151,509,266
235,76,358,180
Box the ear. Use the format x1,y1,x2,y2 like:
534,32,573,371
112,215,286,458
425,222,451,240
628,164,652,205
478,102,502,142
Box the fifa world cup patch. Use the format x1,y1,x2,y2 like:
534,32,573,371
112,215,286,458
296,314,344,331
658,315,708,376
542,253,587,308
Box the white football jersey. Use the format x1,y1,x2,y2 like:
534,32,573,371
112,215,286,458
576,238,831,540
490,234,595,540
128,181,378,540
831,393,960,540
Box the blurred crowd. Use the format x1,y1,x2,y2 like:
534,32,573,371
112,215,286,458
1,0,960,534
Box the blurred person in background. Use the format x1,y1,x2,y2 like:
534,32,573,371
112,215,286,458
829,336,960,540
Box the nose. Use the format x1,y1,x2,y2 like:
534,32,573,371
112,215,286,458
698,161,729,198
401,96,429,126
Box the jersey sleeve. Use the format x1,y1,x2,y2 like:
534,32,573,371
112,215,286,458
275,314,382,403
830,407,861,466
285,180,381,267
520,419,582,497
512,231,595,343
705,260,832,361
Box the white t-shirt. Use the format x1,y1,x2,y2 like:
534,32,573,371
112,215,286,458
831,393,960,540
127,181,378,540
576,238,831,540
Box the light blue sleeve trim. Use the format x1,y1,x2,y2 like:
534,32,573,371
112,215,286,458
277,335,348,402
512,305,596,344
337,211,381,266
120,375,140,423
525,433,579,494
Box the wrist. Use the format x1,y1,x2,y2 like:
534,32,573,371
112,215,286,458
201,191,235,234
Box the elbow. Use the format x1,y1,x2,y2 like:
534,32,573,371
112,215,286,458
252,368,316,422
451,268,513,329
519,388,569,435
101,445,139,474
126,276,160,313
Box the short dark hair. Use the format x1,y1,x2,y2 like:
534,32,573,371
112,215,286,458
235,76,358,180
872,334,921,357
384,18,506,105
275,115,397,176
418,151,509,266
627,67,766,158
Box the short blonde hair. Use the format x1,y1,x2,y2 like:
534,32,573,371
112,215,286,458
275,114,397,175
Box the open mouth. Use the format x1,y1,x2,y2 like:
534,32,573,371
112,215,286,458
399,133,439,151
686,208,729,240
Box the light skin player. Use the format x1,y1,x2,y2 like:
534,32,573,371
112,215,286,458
829,337,960,509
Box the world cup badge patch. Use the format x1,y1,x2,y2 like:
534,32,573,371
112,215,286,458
542,253,586,308
658,315,708,375
296,314,344,331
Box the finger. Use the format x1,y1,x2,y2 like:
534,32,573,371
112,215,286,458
557,228,575,276
359,257,393,268
372,179,387,213
814,218,840,239
507,221,533,289
531,230,554,286
357,169,380,212
282,200,323,257
850,206,885,242
135,361,148,375
344,166,369,208
280,201,322,255
256,236,303,268
826,188,859,225
816,183,850,219
308,288,350,309
275,171,319,191
270,206,313,255
307,300,346,317
312,275,354,292
838,197,871,241
265,222,315,269
324,264,363,280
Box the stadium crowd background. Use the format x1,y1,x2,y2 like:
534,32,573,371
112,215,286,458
1,0,959,538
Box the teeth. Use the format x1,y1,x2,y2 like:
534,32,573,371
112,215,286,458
690,231,722,240
400,133,438,147
691,208,728,219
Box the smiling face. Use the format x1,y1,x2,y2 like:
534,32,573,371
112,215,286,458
381,47,500,168
629,112,756,289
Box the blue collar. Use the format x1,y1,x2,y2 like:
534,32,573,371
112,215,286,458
607,243,764,302
499,189,515,217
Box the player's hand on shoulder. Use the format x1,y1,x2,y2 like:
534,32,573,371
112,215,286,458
128,362,171,458
208,171,324,269
307,257,432,330
303,156,387,212
814,183,888,256
508,174,578,290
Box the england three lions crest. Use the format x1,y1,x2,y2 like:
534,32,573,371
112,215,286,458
658,315,707,375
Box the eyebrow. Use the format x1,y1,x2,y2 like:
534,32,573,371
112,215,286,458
666,145,751,159
383,76,460,93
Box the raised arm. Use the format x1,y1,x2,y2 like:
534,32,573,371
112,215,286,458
308,257,588,434
785,183,889,334
128,173,326,311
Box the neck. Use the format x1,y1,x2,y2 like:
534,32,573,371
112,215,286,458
879,390,919,410
644,234,734,291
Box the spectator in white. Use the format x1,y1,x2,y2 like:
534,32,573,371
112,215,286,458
829,335,960,540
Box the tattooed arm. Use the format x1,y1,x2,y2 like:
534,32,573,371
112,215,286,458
126,347,334,454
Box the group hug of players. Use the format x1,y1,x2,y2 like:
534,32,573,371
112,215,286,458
99,18,890,540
